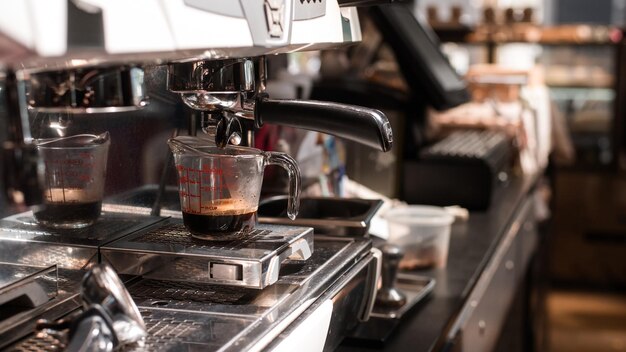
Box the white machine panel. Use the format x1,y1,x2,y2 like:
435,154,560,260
30,0,68,56
0,0,362,66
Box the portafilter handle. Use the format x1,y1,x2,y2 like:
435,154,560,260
80,264,146,345
36,305,118,352
36,264,145,350
255,96,393,152
65,306,118,352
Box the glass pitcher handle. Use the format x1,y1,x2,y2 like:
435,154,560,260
263,152,301,220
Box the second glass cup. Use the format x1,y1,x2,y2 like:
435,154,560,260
168,136,301,241
34,132,110,229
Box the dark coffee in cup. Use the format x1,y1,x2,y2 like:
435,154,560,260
182,199,258,240
34,201,102,228
34,188,103,229
182,211,257,238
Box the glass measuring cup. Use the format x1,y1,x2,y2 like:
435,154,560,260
168,136,301,241
33,132,110,229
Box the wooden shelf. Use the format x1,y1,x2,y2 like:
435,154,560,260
434,25,622,47
546,82,614,89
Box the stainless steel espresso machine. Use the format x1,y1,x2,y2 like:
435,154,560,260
0,1,396,351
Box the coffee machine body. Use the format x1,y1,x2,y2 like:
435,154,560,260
0,1,390,351
0,0,361,65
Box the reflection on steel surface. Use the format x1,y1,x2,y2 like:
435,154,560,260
0,264,58,300
130,224,274,250
12,309,255,352
0,265,83,349
10,238,375,352
0,212,164,270
101,221,313,289
0,212,162,243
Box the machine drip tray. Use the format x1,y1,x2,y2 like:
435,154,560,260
10,236,374,352
0,264,58,321
101,220,314,289
0,212,165,270
370,273,435,319
345,273,436,344
0,211,164,245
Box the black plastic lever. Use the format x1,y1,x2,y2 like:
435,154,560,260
255,97,393,152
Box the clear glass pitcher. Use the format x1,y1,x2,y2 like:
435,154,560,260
168,136,300,240
33,132,110,229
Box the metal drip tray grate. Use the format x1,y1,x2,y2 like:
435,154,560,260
128,279,256,305
127,276,297,316
101,221,314,289
8,237,374,352
10,309,255,352
0,212,164,246
131,224,273,251
11,246,96,271
129,309,254,351
128,313,204,351
0,218,137,241
0,212,164,271
9,331,64,352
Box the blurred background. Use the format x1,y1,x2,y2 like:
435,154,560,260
322,1,626,351
1,1,625,351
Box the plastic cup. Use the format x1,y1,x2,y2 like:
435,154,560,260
385,205,454,269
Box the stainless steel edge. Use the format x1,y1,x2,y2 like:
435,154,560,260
220,237,373,352
359,247,382,322
259,250,378,352
100,223,314,289
258,197,384,232
0,292,82,349
446,196,534,343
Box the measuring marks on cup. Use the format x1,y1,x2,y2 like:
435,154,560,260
43,151,97,203
176,162,234,215
175,161,259,240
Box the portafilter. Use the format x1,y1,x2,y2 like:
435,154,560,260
168,57,394,151
36,264,146,352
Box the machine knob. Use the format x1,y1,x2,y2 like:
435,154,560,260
375,244,407,307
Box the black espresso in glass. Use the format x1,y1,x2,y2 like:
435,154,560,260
182,211,258,239
181,199,258,240
34,201,102,227
33,188,104,229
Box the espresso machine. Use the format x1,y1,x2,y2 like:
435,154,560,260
0,1,397,351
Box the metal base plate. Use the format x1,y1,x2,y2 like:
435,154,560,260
10,237,374,352
345,274,435,344
0,211,164,245
0,264,84,349
371,274,436,319
101,220,314,289
0,212,164,270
